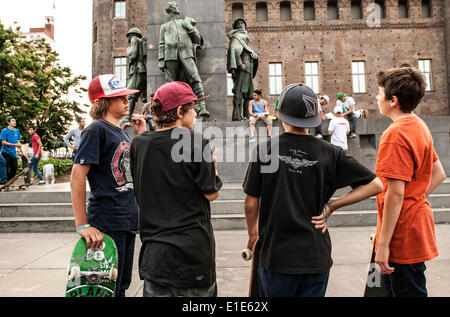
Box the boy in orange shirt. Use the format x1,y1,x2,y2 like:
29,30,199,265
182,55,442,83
375,67,446,297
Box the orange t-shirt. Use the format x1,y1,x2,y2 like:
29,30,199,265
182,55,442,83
375,115,439,264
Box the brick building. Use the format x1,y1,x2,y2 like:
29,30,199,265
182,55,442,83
92,0,450,118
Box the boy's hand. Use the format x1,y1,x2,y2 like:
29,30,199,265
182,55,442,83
78,226,104,250
131,114,147,136
311,213,328,234
375,245,395,275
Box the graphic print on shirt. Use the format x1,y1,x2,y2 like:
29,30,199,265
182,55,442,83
111,140,134,192
278,148,318,174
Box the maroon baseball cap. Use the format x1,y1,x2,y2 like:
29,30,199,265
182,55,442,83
153,81,209,116
88,74,139,103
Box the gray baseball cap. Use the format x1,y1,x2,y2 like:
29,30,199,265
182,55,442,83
277,83,321,128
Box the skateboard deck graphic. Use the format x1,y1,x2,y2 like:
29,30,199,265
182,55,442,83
363,234,385,297
241,239,261,297
65,233,118,297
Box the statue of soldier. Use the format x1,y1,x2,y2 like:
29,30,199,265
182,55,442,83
158,1,209,117
120,27,147,126
227,18,258,121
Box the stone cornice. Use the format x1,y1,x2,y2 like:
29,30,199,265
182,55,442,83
245,21,444,33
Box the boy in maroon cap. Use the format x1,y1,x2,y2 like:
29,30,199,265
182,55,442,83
71,74,146,297
130,81,222,297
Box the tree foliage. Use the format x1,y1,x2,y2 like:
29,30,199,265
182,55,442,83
0,23,87,149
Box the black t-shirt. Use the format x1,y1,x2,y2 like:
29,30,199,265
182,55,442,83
74,120,139,233
130,128,222,288
243,133,376,274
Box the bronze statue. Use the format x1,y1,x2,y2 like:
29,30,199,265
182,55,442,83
120,27,147,126
158,1,209,117
227,18,258,121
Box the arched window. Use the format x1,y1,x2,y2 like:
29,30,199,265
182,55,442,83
375,0,386,19
304,1,315,21
351,0,362,19
280,1,292,21
422,0,431,18
256,2,268,22
232,3,244,21
398,0,409,18
327,1,339,20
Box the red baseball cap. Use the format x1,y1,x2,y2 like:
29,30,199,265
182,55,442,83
88,74,139,103
153,81,209,116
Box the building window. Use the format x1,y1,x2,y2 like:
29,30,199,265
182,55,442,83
256,2,268,22
93,23,98,43
352,61,366,93
327,1,339,20
280,1,292,21
269,63,283,95
232,3,244,21
418,59,432,91
305,62,319,94
398,0,409,18
114,57,127,81
304,1,315,21
375,0,386,19
422,0,431,18
227,73,234,96
114,1,126,18
351,0,363,19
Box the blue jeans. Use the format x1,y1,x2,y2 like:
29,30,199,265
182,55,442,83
0,153,6,182
29,154,43,180
104,231,136,297
382,262,427,297
258,264,330,297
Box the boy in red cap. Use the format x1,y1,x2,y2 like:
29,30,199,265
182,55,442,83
70,74,146,297
130,81,222,297
374,67,446,297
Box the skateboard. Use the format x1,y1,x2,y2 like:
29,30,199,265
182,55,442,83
0,156,30,192
363,234,386,297
65,233,118,297
241,238,261,297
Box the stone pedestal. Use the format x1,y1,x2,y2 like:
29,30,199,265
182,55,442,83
146,0,227,121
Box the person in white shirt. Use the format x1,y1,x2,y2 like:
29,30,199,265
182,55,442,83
311,95,329,139
42,163,55,185
328,109,350,151
335,93,356,138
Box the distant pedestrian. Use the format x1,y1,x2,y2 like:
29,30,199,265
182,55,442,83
42,163,55,185
70,74,146,297
327,109,350,151
64,118,86,161
374,67,446,297
28,126,45,185
311,95,329,139
0,116,24,181
249,89,272,142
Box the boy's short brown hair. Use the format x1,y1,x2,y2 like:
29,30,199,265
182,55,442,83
376,67,426,113
151,100,194,129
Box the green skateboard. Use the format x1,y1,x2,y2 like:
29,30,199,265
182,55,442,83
65,233,118,297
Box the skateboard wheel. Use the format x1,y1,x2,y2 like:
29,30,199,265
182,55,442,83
241,248,252,261
370,234,375,244
69,266,80,281
109,268,118,281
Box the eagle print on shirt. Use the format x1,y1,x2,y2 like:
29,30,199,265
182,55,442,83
278,148,318,174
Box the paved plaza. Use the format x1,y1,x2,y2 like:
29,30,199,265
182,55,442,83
0,225,449,297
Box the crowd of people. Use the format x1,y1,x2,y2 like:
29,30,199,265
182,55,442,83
68,66,445,298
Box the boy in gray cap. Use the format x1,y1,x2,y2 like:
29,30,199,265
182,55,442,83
243,83,383,297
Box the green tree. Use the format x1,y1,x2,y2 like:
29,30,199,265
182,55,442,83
0,23,87,149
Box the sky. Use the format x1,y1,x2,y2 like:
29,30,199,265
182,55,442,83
0,0,93,125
